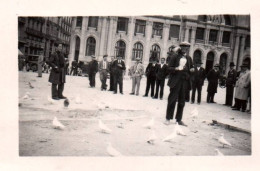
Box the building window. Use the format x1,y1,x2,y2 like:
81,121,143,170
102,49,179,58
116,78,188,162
135,19,146,34
224,15,232,25
114,40,126,59
117,17,129,32
198,15,207,22
195,27,205,40
76,17,82,27
245,35,250,48
132,42,143,61
169,24,180,39
88,16,99,28
85,37,96,56
209,29,218,42
150,44,161,62
152,22,163,37
222,31,231,43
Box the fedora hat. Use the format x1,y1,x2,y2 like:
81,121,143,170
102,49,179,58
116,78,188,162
179,41,191,47
240,62,249,68
136,57,141,61
103,55,108,58
229,62,235,67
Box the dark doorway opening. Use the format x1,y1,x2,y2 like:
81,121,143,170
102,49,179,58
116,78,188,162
74,36,80,62
205,51,215,74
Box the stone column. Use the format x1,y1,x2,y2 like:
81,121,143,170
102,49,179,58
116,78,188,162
237,35,246,70
232,34,240,69
107,17,116,57
162,23,170,59
144,20,153,66
184,26,190,42
68,17,77,64
217,28,224,46
99,17,107,58
204,28,210,44
79,17,87,61
189,27,197,57
126,17,135,68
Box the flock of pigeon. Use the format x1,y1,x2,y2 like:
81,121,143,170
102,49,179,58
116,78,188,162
20,81,232,156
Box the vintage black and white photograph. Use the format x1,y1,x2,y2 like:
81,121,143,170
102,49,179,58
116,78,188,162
18,15,251,156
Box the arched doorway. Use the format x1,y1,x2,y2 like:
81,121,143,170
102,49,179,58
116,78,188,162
85,37,96,56
243,57,251,69
219,53,228,75
205,51,215,74
166,46,175,64
132,42,143,61
193,50,202,63
74,36,80,62
150,44,161,62
114,40,126,59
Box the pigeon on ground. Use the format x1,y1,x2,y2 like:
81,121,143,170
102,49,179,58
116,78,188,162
163,129,177,142
143,117,154,129
215,149,224,156
106,142,122,157
47,96,56,104
191,107,198,118
117,122,124,129
99,119,112,134
28,82,34,89
64,98,69,108
75,95,82,104
147,130,157,145
175,122,186,136
218,133,232,148
52,117,65,130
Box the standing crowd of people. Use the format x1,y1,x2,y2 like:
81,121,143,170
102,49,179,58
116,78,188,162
27,41,251,127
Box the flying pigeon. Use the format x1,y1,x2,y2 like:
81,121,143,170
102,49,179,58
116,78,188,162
47,96,56,104
218,133,232,148
191,107,198,118
106,142,122,157
52,117,65,130
215,149,224,156
143,117,154,129
175,122,186,136
99,119,112,134
75,95,82,104
147,130,157,145
28,82,34,89
64,98,69,108
163,129,177,142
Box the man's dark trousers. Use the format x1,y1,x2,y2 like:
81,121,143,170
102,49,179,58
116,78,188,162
114,74,123,93
225,85,234,106
109,73,114,91
166,80,188,121
52,83,64,98
154,79,165,98
191,82,202,103
145,77,156,97
89,73,96,87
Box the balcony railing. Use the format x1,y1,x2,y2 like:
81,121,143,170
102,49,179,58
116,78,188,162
26,28,44,37
208,41,218,46
195,39,205,44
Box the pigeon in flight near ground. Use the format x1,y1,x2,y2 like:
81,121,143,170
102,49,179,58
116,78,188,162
215,148,224,156
218,133,232,148
52,117,65,130
106,142,122,157
47,96,56,104
147,130,157,145
99,119,112,134
143,117,154,129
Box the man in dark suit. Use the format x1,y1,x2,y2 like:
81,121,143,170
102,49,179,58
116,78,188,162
191,60,206,104
165,42,194,126
206,64,221,103
112,55,126,94
88,55,98,87
70,60,78,76
143,60,157,97
224,62,237,106
108,56,116,91
48,43,66,100
153,57,168,100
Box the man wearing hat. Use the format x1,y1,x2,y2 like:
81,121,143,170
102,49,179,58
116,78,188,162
88,55,98,88
153,57,168,100
165,41,194,126
129,57,144,96
112,55,126,94
232,62,250,112
143,60,158,97
206,64,221,103
108,56,116,91
191,60,206,104
99,55,110,91
48,43,67,100
224,62,237,106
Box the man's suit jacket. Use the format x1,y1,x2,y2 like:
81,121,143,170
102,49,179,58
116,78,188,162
145,63,157,79
167,53,193,88
191,67,206,86
112,60,126,76
98,60,110,72
156,63,168,80
48,51,66,84
88,60,98,74
226,69,237,86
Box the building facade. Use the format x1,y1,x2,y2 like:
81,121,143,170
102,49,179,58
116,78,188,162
18,16,73,60
68,15,250,74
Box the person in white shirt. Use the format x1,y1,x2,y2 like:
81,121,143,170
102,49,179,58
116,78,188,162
98,55,110,91
129,57,144,96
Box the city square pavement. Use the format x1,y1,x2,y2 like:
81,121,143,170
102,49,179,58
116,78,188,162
19,71,251,156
